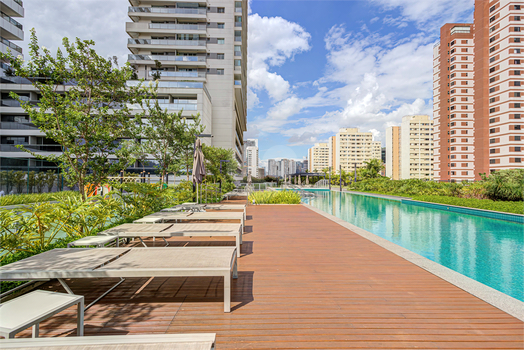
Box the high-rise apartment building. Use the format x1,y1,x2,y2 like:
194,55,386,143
0,0,54,171
433,0,524,181
126,0,248,165
401,115,434,180
244,139,258,177
385,126,401,180
267,159,278,177
308,142,330,172
332,128,382,173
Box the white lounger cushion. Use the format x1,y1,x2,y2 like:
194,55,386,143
0,334,216,349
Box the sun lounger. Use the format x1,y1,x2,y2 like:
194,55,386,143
162,204,246,219
0,247,238,312
0,290,84,338
135,211,245,232
0,334,216,349
100,223,243,257
67,235,120,248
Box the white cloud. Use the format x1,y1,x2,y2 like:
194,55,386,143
20,0,129,64
247,14,311,103
370,0,474,31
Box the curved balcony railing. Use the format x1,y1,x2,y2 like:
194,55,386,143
149,23,206,30
128,38,206,46
129,7,206,15
128,54,205,62
148,71,205,78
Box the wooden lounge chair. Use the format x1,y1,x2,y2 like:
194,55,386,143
0,334,216,349
134,211,245,232
0,247,238,312
100,223,243,257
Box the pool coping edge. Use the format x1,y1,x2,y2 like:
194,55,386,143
302,203,524,322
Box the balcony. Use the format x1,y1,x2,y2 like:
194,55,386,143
128,54,206,63
148,71,206,78
126,22,206,37
2,0,24,18
0,12,24,40
0,144,62,152
235,36,242,42
450,26,471,35
0,36,22,54
1,99,38,107
235,80,241,85
127,80,204,89
149,23,206,30
235,22,242,27
128,6,206,18
128,102,198,111
128,38,206,46
0,122,39,130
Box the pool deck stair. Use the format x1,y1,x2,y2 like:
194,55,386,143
9,201,524,349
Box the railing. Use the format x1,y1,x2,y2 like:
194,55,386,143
128,102,198,111
129,7,206,15
234,51,241,56
0,36,22,53
1,99,39,107
234,80,241,86
148,71,205,78
13,0,23,5
149,23,206,30
1,11,23,30
235,7,242,13
0,144,62,152
234,36,242,42
129,54,206,62
0,122,39,130
235,22,242,27
128,38,206,46
127,80,206,89
450,26,471,35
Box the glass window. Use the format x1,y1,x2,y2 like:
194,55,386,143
234,59,241,66
217,38,225,44
217,7,225,13
217,23,225,29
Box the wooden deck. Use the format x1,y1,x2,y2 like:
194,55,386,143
14,202,524,348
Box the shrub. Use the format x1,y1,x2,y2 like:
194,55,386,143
483,169,524,201
411,195,524,215
248,190,301,204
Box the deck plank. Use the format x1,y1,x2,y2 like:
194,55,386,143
13,202,523,349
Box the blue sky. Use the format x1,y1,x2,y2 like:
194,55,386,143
19,0,475,166
246,0,475,166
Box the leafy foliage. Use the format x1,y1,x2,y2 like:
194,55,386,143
248,190,301,204
0,29,153,200
0,191,80,206
482,169,524,201
411,195,524,215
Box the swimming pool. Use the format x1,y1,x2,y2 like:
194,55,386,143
303,191,524,301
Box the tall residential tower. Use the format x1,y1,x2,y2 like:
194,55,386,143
126,0,248,165
433,0,523,181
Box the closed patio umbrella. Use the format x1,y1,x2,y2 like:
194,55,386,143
306,175,309,185
192,139,206,203
298,176,301,186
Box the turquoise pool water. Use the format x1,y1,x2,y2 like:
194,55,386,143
303,191,524,301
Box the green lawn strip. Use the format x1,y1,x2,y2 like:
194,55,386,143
0,191,80,207
346,189,523,215
410,195,524,215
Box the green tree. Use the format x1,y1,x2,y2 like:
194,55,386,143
151,60,162,80
12,171,25,194
359,159,384,180
0,30,152,201
139,100,204,185
202,145,238,185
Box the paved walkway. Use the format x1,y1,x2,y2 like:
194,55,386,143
18,203,524,348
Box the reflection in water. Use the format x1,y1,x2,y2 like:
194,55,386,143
305,191,524,301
